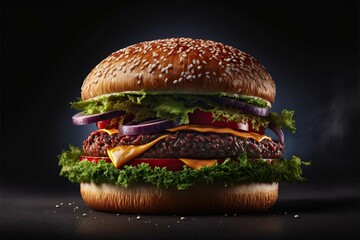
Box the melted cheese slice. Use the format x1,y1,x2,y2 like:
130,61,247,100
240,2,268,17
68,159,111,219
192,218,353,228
167,125,271,142
107,135,168,168
179,158,218,169
98,128,120,135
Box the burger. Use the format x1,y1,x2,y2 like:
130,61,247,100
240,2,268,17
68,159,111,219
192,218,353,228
59,38,307,214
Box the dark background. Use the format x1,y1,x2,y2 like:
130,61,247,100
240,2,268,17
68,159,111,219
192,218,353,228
1,0,359,239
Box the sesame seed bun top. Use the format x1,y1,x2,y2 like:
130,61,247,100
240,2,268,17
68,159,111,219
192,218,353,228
81,38,276,102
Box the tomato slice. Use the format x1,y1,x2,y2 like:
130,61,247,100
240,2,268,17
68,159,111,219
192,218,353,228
188,110,265,134
96,117,120,129
80,156,112,163
80,156,185,171
79,156,225,172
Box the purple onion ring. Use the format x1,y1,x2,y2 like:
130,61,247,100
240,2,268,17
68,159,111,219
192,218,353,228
212,96,270,116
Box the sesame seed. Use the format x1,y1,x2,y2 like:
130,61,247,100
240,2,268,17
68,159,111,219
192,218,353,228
137,80,141,85
198,74,202,78
192,75,196,79
173,80,178,84
219,77,223,82
178,77,183,82
206,75,211,79
167,64,173,68
219,61,222,65
164,78,169,83
192,59,196,64
212,72,217,75
197,66,202,70
188,64,193,70
165,69,169,74
196,59,200,64
159,74,163,78
202,61,207,65
186,75,192,80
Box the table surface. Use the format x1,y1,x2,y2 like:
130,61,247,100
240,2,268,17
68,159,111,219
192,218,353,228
1,186,359,240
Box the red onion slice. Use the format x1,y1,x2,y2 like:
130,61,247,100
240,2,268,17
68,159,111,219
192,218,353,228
119,119,180,135
212,96,270,116
72,110,125,125
268,123,285,145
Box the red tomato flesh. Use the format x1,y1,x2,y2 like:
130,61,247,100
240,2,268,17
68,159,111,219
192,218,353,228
188,110,264,134
79,156,224,172
96,118,120,129
80,156,185,171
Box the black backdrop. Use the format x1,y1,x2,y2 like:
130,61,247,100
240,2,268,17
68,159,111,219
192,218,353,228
1,0,359,232
2,0,358,194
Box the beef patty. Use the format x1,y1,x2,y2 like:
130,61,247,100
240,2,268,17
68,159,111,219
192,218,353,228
83,131,284,159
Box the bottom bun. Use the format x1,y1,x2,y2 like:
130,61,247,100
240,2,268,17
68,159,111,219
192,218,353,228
80,182,278,214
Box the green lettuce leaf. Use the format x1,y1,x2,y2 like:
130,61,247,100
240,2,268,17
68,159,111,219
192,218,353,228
268,109,296,133
59,146,309,190
70,93,296,132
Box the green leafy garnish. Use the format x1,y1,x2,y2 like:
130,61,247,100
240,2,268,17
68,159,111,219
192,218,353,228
59,146,309,190
71,93,296,132
267,109,296,133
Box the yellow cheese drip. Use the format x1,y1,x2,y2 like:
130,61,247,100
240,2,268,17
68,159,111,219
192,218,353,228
98,128,120,135
179,158,218,170
167,125,271,142
107,135,168,168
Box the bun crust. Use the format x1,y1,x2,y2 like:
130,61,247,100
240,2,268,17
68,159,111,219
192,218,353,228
81,38,275,102
80,182,278,214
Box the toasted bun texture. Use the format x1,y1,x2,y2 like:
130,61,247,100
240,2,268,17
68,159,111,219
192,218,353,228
80,182,278,214
81,38,275,102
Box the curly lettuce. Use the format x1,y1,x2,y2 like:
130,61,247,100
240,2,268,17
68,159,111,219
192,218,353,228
71,92,296,132
59,146,309,190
